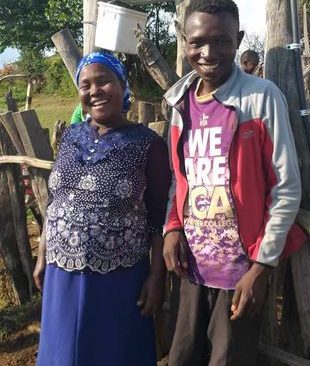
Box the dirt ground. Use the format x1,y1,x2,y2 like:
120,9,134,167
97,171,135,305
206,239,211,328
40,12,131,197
0,220,41,366
0,313,40,366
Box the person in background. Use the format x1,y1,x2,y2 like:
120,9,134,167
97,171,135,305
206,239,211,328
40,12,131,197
34,52,171,366
70,102,85,124
162,1,306,365
240,49,260,75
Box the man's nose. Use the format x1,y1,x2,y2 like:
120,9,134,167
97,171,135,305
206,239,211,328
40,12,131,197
200,44,212,58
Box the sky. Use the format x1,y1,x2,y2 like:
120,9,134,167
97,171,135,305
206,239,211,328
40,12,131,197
235,0,267,36
0,0,267,68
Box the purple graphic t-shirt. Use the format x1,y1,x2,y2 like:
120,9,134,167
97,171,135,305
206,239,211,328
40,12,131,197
183,84,249,289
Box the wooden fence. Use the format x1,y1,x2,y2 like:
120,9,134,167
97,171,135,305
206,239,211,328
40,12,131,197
1,108,310,364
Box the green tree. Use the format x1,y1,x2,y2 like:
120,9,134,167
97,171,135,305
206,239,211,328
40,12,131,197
0,0,82,53
18,49,46,78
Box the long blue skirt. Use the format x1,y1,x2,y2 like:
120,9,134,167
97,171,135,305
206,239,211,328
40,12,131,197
37,259,156,366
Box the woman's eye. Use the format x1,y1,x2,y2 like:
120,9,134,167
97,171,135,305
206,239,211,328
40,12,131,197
79,84,89,91
98,79,113,86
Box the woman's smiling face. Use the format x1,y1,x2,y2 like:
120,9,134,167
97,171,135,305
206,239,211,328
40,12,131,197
78,63,124,126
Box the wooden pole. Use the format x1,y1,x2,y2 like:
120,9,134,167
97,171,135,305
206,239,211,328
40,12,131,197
51,28,83,85
25,80,33,110
0,156,53,170
135,27,179,90
303,4,309,57
175,0,192,77
265,0,310,209
265,0,310,359
83,0,99,55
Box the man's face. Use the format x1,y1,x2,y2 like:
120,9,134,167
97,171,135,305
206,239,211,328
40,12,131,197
241,57,258,74
185,11,244,94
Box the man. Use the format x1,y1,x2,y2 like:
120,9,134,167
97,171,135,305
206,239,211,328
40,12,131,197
240,49,260,74
163,1,306,365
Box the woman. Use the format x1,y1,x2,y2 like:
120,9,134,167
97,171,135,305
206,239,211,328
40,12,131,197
34,52,171,366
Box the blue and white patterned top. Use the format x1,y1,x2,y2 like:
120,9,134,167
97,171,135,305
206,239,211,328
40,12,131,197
45,120,170,274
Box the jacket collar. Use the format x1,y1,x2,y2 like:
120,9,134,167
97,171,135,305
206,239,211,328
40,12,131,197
164,63,242,109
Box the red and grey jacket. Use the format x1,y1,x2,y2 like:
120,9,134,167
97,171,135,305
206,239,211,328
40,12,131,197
163,64,307,267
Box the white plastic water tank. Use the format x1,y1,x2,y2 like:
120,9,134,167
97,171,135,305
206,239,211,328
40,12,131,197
95,2,147,54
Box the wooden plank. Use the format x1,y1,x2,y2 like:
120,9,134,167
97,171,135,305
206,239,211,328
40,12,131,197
0,156,53,170
0,112,26,155
0,124,33,304
12,110,53,160
11,110,53,216
258,343,310,366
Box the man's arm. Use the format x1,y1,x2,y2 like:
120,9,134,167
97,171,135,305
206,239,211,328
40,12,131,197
231,82,301,319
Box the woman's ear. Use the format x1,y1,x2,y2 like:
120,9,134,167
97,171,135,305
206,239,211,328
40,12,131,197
120,80,126,93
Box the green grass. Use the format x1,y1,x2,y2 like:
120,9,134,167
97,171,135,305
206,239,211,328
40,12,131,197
0,92,79,140
32,94,79,138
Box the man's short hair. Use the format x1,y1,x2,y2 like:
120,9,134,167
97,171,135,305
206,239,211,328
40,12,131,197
240,50,260,64
185,0,240,25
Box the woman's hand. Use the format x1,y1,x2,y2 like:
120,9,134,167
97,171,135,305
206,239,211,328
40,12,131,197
230,263,272,320
137,273,165,316
33,255,46,291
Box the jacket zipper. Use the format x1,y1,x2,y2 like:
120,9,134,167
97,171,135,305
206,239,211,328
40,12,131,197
174,104,188,227
228,117,247,256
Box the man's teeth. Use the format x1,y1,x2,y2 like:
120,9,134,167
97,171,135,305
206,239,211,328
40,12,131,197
200,64,218,70
92,100,108,106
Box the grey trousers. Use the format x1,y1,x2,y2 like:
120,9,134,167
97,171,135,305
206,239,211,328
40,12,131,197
168,278,261,366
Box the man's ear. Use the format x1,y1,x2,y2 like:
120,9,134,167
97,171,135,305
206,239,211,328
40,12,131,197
237,30,244,49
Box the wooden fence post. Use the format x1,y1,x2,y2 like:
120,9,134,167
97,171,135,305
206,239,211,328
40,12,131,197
265,0,310,360
0,123,34,304
138,101,155,125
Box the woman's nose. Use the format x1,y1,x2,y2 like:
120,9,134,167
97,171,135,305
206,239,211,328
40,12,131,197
90,84,99,96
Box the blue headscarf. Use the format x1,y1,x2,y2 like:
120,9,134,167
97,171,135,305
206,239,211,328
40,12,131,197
75,52,131,112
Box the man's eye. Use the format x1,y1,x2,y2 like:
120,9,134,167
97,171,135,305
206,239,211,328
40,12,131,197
215,39,230,47
189,41,203,48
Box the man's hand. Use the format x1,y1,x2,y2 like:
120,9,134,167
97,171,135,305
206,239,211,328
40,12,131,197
33,255,46,291
231,263,272,320
163,230,188,277
137,274,165,316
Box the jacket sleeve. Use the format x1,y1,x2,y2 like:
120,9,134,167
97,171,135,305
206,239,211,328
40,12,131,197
251,82,302,267
163,111,184,236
